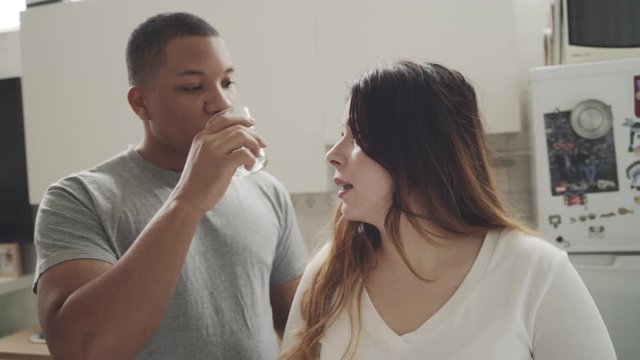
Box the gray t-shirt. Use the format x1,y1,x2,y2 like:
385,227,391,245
33,147,308,359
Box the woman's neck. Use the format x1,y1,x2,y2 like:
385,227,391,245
375,215,484,279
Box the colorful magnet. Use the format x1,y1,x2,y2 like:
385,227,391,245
634,75,640,118
564,191,587,208
588,226,605,240
549,215,561,228
618,207,635,215
555,236,571,248
628,161,640,190
623,118,640,155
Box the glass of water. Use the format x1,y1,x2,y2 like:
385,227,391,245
212,106,267,176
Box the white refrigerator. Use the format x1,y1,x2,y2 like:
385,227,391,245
530,58,640,360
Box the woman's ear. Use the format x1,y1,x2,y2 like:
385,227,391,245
127,86,151,121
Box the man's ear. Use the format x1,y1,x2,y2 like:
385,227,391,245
127,85,151,121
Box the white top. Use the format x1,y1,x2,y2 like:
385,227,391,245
282,228,617,360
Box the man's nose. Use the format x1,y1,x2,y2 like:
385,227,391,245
204,88,233,113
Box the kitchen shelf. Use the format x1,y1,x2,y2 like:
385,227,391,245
0,274,33,297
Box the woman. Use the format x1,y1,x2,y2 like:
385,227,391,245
281,61,616,359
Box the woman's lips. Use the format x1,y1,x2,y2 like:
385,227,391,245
334,177,353,198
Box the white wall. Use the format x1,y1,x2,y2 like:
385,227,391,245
0,30,20,78
513,0,551,127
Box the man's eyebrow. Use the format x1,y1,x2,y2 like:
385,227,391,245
177,69,203,76
177,67,235,76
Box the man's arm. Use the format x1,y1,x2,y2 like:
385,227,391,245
270,276,301,339
38,201,203,360
37,114,264,360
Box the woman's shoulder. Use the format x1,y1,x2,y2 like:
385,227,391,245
296,242,332,287
495,227,564,255
489,228,568,274
306,242,332,271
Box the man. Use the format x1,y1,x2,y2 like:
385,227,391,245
33,12,307,360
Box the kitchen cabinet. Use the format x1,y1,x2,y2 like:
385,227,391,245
315,0,522,143
20,0,521,198
20,0,326,198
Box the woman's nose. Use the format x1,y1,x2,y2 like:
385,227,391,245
325,143,342,167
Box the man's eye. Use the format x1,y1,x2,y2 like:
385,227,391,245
222,79,236,89
181,84,202,92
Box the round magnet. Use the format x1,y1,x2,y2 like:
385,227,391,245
570,99,613,139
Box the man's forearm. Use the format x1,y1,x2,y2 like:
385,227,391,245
46,199,204,360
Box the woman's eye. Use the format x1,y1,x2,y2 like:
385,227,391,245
339,132,357,145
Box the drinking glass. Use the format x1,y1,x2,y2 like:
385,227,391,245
211,106,267,176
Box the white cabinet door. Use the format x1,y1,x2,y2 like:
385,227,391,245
314,0,522,144
20,0,326,200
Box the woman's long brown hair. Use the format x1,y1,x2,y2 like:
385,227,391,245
281,62,533,359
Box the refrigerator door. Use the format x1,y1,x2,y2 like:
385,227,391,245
530,58,640,252
569,254,640,360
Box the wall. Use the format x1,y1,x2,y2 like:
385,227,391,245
0,30,20,78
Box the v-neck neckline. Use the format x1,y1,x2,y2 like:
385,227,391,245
360,230,499,351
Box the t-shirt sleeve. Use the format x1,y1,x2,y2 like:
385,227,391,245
532,253,617,360
33,178,118,293
269,181,309,285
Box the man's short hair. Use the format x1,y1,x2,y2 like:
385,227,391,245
126,12,219,86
